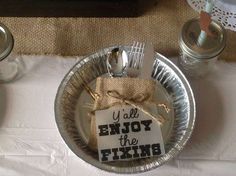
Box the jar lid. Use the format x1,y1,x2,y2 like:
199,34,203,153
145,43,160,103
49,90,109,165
0,23,14,62
180,18,226,59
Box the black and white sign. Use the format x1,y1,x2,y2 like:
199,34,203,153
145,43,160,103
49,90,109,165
95,105,165,162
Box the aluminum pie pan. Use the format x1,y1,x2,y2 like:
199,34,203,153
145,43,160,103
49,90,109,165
54,46,196,174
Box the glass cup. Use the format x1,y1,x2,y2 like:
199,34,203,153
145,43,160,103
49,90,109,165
178,18,226,78
0,23,25,83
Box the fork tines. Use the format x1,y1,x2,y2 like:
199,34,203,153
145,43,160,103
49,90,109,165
128,41,145,70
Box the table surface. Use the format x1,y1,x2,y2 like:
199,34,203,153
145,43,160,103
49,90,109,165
1,55,236,176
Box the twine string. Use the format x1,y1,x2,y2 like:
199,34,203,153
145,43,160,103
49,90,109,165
106,90,165,124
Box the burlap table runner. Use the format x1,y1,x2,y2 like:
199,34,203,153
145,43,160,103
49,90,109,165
0,0,235,61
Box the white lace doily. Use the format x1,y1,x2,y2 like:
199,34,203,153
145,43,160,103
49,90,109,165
187,0,236,31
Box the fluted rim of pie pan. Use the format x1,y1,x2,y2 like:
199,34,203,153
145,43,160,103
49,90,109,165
55,46,196,174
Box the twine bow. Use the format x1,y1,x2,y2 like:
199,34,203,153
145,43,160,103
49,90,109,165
106,90,149,103
105,90,165,124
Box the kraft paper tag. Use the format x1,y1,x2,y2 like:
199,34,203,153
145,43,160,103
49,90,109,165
95,105,165,162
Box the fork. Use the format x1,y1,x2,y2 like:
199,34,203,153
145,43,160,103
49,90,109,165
127,41,145,77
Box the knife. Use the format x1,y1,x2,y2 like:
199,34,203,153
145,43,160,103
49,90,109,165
140,42,154,79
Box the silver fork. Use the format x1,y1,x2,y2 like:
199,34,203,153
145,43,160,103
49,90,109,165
127,41,145,77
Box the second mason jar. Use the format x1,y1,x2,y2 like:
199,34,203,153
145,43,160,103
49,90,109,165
0,23,24,83
179,18,226,78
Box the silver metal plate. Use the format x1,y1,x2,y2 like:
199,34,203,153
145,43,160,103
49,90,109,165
55,47,196,174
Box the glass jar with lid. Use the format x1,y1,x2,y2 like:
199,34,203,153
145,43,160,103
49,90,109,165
0,23,24,83
179,18,226,78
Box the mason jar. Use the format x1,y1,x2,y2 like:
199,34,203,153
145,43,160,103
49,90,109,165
0,23,24,83
178,18,226,78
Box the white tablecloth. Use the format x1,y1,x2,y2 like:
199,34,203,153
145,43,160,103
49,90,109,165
0,56,236,176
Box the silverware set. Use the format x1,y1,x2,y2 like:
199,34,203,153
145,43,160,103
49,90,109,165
81,42,155,101
106,41,155,78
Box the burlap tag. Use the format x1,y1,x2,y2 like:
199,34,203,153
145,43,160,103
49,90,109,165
88,77,156,151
